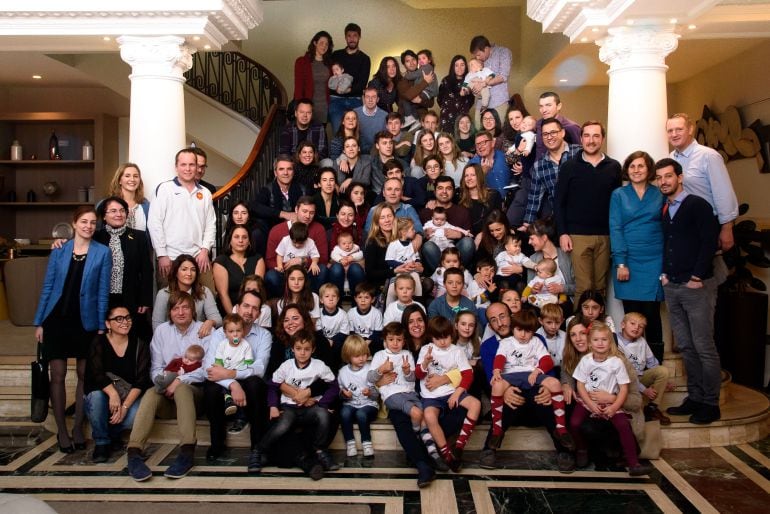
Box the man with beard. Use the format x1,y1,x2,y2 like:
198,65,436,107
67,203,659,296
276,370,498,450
328,23,371,133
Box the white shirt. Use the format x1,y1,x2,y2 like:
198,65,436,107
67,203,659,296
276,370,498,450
495,336,550,374
276,235,320,261
385,239,419,264
573,354,629,394
150,321,211,384
337,364,379,409
204,323,273,388
496,251,536,276
525,276,564,306
417,343,471,399
536,328,566,367
617,334,659,376
431,267,474,298
423,220,469,251
148,178,216,259
368,349,416,400
320,308,351,339
383,300,425,325
271,358,335,405
348,307,383,339
213,338,253,371
331,244,364,264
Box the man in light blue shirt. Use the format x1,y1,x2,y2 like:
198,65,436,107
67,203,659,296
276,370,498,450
354,87,387,154
364,177,424,240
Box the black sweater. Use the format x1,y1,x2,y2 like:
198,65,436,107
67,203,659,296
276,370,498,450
555,154,622,236
330,49,371,98
662,194,719,283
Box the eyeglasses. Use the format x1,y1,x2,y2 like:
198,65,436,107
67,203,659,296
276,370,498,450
105,209,126,215
542,130,561,139
475,139,491,146
425,164,442,171
108,315,132,324
487,313,510,325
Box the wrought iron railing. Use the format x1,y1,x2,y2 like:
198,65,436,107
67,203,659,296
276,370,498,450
185,51,288,251
211,105,286,250
185,51,287,125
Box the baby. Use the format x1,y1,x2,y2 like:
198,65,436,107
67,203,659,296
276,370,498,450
508,115,537,158
276,221,321,275
423,207,471,251
331,230,364,270
522,258,566,308
328,61,353,95
495,234,536,277
213,314,254,415
462,58,496,109
154,344,205,393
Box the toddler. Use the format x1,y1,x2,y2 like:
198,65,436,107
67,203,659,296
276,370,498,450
465,257,498,308
431,248,474,298
462,58,496,109
523,258,567,308
417,316,481,471
570,322,652,476
255,331,340,476
338,335,380,458
489,310,574,451
507,115,537,158
319,283,351,368
383,273,426,325
154,344,205,393
423,207,471,251
385,217,424,305
212,314,254,415
495,234,535,291
617,312,671,425
403,49,439,103
536,303,566,376
330,230,364,294
276,222,321,275
347,282,384,353
369,323,440,465
327,61,353,95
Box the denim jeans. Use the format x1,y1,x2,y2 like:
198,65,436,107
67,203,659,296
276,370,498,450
327,263,366,295
265,267,329,298
339,404,378,442
421,236,475,275
329,96,363,134
258,405,332,451
85,390,141,446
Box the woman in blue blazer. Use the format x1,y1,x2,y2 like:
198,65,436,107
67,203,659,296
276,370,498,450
34,206,112,453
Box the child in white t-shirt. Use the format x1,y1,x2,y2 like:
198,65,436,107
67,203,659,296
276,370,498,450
338,335,380,458
213,314,254,416
276,222,320,275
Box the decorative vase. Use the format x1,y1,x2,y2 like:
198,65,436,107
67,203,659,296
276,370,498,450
48,131,60,160
10,140,22,161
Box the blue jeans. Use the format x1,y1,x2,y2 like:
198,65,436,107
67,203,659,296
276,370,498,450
265,267,329,298
329,96,363,134
84,390,141,446
421,236,475,275
339,404,378,442
327,263,366,295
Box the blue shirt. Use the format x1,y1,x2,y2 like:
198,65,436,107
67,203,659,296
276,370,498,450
667,190,689,219
468,149,511,197
204,323,273,388
524,143,581,224
364,202,423,234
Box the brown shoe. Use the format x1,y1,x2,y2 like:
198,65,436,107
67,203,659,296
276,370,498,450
645,405,671,426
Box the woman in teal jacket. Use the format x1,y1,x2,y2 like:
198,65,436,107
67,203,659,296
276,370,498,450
34,205,112,453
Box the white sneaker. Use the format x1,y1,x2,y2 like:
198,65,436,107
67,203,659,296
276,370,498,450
362,441,374,457
346,440,358,457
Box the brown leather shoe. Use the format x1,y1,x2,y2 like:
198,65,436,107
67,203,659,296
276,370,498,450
644,405,671,426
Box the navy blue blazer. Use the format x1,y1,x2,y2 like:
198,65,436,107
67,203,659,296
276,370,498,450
33,239,112,331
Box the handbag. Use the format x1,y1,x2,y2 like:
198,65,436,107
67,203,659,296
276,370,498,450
30,342,50,423
106,372,132,401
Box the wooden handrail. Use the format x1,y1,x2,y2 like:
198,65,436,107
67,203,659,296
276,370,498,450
213,104,278,201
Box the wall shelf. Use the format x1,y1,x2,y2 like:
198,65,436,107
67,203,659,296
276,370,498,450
0,160,94,165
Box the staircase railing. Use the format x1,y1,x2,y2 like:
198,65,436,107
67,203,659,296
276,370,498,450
185,51,288,251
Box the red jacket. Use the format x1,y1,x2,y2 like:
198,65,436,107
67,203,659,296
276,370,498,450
266,220,329,269
294,55,330,103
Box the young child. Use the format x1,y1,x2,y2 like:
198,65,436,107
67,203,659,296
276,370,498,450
536,303,566,377
454,311,486,400
330,230,364,294
495,234,536,278
154,344,205,393
570,322,652,476
385,217,424,305
430,248,474,298
567,290,616,333
276,222,321,276
507,115,537,158
465,257,498,310
617,312,671,425
489,310,574,450
319,283,351,369
522,258,567,308
255,330,340,476
403,49,439,104
383,273,426,325
416,316,481,471
462,58,496,109
338,335,380,458
213,314,254,415
328,61,354,95
368,323,440,465
347,282,384,353
423,207,472,251
427,267,475,320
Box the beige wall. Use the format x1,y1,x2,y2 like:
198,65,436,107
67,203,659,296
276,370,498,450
0,86,128,117
242,0,521,102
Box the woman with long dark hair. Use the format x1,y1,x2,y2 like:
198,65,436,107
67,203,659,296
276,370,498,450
438,55,475,133
458,163,502,235
368,56,402,113
294,31,333,124
213,224,266,315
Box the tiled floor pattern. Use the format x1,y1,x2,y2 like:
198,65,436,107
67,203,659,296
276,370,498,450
1,422,769,513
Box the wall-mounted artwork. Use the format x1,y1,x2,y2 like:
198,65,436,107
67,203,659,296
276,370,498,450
696,105,769,173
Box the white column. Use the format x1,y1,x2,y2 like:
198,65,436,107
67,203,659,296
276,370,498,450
118,35,195,199
598,27,679,162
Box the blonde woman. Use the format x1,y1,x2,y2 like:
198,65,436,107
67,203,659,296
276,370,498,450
106,163,149,232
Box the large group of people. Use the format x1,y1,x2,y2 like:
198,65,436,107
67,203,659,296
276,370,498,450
33,24,740,488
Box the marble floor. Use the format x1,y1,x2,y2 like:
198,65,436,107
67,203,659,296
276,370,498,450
0,421,769,513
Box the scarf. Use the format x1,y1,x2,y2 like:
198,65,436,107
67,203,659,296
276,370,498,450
105,225,126,294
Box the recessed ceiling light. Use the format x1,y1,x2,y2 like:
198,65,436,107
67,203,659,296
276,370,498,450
193,36,200,41
688,24,697,30
592,27,599,32
32,75,42,80
627,19,634,25
559,79,568,83
203,44,211,50
103,36,111,41
580,37,588,43
669,18,677,24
